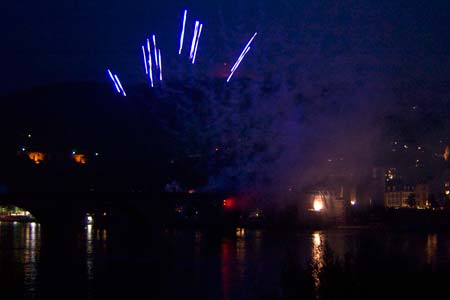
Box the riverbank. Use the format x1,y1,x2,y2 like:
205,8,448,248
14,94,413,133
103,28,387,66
0,215,37,223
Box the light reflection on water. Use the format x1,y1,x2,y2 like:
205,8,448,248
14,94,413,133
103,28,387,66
0,222,41,299
86,224,94,281
3,223,450,300
85,224,109,282
311,231,324,293
24,222,39,299
236,228,247,281
426,233,438,266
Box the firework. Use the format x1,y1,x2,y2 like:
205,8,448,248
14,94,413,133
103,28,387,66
147,38,151,60
189,21,200,59
178,9,187,55
148,54,154,87
152,34,158,69
192,23,203,64
142,45,148,74
227,46,251,82
114,74,126,96
231,32,257,72
231,45,251,73
227,32,258,82
107,69,121,93
158,49,163,81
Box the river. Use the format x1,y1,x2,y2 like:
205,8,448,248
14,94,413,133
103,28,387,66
1,222,450,299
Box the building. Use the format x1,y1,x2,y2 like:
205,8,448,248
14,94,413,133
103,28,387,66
415,184,429,209
298,181,356,225
384,181,415,208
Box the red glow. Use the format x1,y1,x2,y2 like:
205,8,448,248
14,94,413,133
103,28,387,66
223,198,235,209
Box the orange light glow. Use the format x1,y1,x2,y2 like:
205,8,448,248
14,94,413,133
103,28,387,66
27,152,45,164
188,189,196,194
313,195,324,212
72,154,87,165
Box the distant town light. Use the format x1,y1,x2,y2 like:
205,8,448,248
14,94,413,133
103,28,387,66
313,196,324,212
21,147,26,152
350,200,356,206
28,152,45,164
236,227,245,238
72,154,87,165
404,145,408,149
445,190,450,196
27,134,32,138
86,215,93,224
95,152,99,156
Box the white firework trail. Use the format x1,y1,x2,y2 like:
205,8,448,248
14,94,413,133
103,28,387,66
152,34,158,69
189,21,200,59
231,32,258,73
142,45,148,74
231,45,251,73
227,32,258,82
146,38,154,87
114,74,126,96
192,23,203,64
148,53,154,87
158,49,163,81
107,69,121,93
178,9,187,55
227,46,252,82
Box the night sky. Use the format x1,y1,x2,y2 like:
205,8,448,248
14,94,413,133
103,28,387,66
3,0,450,94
